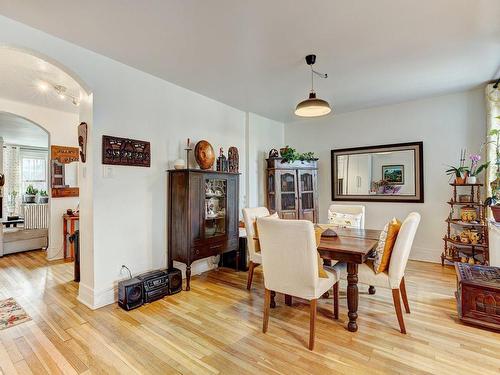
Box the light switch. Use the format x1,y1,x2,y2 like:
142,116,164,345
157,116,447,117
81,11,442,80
103,166,113,178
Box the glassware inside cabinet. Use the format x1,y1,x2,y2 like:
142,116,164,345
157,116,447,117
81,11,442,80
204,179,227,238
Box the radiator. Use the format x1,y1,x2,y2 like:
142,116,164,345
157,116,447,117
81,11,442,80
21,204,49,229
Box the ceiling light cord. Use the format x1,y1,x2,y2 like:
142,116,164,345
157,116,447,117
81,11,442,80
310,65,314,93
310,66,328,93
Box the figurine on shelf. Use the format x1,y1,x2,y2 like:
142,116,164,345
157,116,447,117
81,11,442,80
469,229,482,245
460,230,471,244
460,206,477,222
268,148,279,158
228,146,239,173
216,147,228,172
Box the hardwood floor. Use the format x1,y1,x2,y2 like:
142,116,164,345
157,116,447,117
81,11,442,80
0,250,499,374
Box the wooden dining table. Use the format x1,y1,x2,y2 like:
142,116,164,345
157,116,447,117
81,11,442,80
317,227,381,332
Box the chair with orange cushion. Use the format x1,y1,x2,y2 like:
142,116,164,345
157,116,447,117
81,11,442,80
333,212,420,333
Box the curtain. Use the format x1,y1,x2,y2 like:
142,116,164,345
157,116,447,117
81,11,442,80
485,83,500,198
2,145,21,216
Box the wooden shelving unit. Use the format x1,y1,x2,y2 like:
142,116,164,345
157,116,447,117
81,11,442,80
441,183,489,265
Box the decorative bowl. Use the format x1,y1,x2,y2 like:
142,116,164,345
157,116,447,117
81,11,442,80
173,159,185,169
194,140,215,170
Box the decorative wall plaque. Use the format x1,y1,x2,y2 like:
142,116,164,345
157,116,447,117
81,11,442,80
51,145,79,163
102,135,151,167
78,122,88,163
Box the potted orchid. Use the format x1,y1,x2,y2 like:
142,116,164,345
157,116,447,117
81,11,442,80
466,154,489,184
446,149,469,184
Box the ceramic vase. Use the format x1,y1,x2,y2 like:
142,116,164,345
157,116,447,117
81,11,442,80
467,176,477,184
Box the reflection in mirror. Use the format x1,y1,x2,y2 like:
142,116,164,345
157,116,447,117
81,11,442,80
51,145,79,198
332,142,423,203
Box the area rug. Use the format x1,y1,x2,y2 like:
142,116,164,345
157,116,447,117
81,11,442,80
0,298,31,330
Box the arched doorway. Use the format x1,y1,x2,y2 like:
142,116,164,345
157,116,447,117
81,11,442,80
0,46,93,292
0,111,50,255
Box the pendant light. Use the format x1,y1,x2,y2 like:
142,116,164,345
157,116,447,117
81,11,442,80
295,54,331,117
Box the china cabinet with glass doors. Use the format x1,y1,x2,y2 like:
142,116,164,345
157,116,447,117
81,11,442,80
266,157,319,223
167,169,239,290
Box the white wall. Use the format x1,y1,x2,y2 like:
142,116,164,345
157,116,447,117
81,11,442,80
0,98,79,259
285,89,486,262
246,113,285,207
0,16,284,308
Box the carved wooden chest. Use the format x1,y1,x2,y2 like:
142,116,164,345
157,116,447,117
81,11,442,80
455,262,500,330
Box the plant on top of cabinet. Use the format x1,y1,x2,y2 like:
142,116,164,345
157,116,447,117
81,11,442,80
279,146,317,164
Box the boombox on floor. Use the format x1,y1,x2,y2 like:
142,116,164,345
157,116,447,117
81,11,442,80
118,267,182,311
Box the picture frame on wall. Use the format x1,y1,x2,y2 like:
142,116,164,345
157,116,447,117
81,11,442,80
102,135,151,167
382,165,404,185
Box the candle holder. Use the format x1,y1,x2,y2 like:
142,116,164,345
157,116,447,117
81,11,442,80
184,146,193,169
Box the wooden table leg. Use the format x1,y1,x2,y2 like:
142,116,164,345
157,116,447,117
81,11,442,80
70,219,75,260
185,265,191,291
347,263,359,332
63,218,67,259
270,291,276,308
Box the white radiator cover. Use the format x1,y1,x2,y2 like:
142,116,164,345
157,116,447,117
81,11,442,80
21,203,49,229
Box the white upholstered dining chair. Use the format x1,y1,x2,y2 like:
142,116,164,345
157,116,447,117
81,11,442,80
328,204,365,228
334,212,420,333
242,207,270,290
257,217,340,350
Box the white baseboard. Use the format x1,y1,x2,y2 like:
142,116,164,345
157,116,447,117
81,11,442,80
76,257,217,310
46,246,63,260
410,245,440,263
76,282,95,308
77,282,116,310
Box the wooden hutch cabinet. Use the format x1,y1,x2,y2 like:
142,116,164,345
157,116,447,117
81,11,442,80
167,169,239,290
266,158,319,223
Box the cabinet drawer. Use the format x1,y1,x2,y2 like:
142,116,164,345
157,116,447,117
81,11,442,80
191,241,226,260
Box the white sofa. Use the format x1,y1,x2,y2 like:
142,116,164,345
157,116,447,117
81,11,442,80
0,226,48,257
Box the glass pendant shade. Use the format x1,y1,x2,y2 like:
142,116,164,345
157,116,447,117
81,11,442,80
295,92,331,117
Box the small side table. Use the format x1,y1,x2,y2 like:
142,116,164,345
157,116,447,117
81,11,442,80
63,214,79,260
2,218,24,228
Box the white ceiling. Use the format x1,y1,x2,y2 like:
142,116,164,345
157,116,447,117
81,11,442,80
1,0,499,122
0,48,82,113
0,112,48,148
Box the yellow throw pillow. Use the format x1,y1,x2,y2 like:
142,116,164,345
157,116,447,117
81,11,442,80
314,227,328,278
251,213,279,252
373,218,402,274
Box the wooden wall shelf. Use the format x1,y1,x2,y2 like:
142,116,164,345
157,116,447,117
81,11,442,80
442,184,489,266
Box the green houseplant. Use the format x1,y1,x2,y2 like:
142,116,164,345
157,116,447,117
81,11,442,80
280,146,317,164
445,165,469,184
485,123,500,221
24,184,38,204
38,189,49,204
